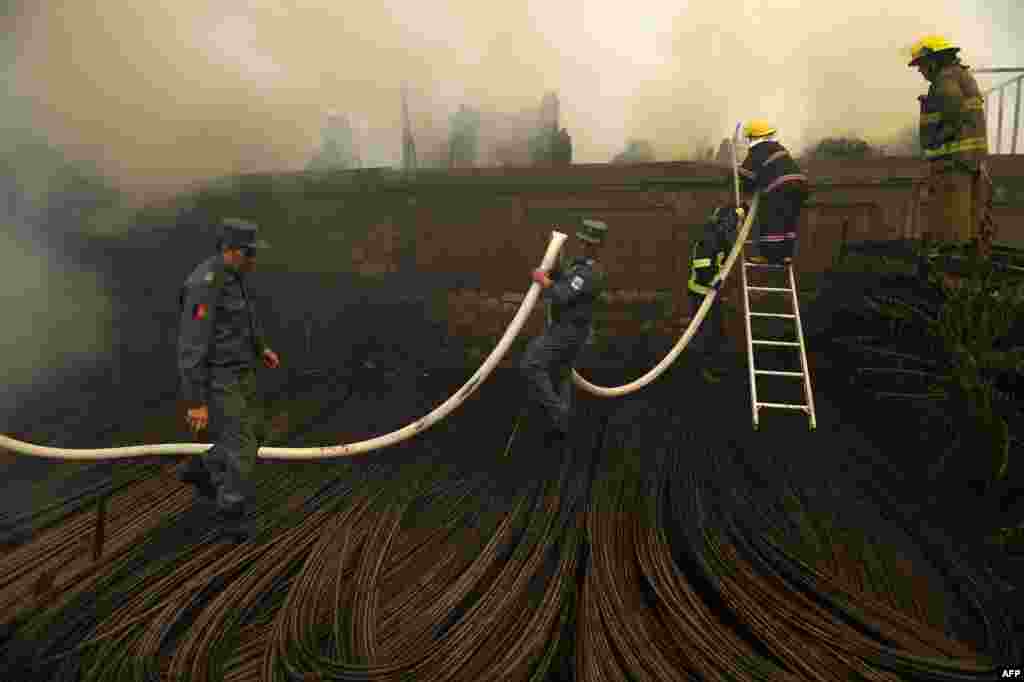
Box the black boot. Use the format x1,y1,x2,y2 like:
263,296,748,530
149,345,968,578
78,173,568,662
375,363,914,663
543,406,570,447
213,507,256,542
211,495,257,542
543,428,567,448
175,457,217,501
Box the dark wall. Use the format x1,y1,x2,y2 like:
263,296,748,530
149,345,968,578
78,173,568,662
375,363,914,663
9,157,1024,439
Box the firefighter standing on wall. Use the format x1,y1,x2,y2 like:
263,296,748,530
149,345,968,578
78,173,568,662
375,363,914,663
737,120,809,264
176,218,281,540
688,204,744,383
521,219,608,446
908,35,994,255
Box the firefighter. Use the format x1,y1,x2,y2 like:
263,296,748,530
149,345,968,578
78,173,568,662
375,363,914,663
688,204,744,383
176,218,281,540
521,219,608,445
738,120,809,265
908,35,994,256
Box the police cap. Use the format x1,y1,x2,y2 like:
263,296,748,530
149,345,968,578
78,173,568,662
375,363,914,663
217,217,271,251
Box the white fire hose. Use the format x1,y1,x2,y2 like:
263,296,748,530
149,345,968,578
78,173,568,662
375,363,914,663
570,190,760,398
0,231,569,461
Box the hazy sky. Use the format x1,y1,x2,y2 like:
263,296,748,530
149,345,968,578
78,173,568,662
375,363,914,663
7,0,1024,195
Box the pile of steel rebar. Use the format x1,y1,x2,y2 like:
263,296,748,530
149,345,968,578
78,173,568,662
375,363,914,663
1,359,1018,681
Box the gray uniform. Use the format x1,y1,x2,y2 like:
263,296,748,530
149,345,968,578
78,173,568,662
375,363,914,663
177,255,268,513
520,255,606,432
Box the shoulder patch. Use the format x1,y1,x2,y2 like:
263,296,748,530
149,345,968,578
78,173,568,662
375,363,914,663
570,275,585,291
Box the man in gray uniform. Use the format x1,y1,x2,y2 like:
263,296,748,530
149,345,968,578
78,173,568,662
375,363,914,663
521,218,608,445
175,218,281,537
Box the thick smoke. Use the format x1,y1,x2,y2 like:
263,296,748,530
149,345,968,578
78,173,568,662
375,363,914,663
2,28,115,419
7,1,1024,195
628,1,1024,159
0,226,114,402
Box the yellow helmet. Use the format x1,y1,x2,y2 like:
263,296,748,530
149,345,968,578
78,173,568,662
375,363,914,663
908,35,959,66
744,120,777,139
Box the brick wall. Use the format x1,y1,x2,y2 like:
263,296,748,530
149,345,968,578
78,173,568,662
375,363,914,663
221,157,1024,355
405,158,1024,353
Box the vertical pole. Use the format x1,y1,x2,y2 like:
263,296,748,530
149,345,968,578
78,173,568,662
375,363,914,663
92,495,108,562
997,87,1005,154
985,92,991,152
1013,76,1023,155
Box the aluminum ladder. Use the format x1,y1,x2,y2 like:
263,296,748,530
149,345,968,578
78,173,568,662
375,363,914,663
739,250,817,430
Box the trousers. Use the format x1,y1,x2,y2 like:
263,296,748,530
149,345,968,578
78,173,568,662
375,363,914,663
926,161,994,246
520,321,590,429
754,187,806,263
688,292,727,363
202,368,264,512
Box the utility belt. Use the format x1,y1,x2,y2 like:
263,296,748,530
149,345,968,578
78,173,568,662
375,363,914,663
208,360,257,375
551,312,593,328
928,157,988,178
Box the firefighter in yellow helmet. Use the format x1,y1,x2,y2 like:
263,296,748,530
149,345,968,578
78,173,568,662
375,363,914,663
737,120,809,265
908,35,994,253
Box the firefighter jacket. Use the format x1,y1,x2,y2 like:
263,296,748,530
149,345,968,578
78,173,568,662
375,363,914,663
177,255,268,405
919,63,988,169
544,256,606,326
688,216,734,296
738,140,808,196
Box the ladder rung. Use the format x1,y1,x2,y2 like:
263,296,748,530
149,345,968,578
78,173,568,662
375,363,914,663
754,370,805,377
747,286,792,292
752,340,801,347
744,262,787,269
749,312,796,319
756,402,809,411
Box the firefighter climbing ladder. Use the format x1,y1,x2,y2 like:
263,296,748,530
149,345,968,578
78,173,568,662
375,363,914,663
739,251,817,430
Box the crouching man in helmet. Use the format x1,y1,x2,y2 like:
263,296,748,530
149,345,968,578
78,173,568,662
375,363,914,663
687,203,744,383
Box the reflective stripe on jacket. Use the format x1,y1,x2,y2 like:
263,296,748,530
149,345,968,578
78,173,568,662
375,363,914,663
919,64,988,166
739,140,808,195
688,221,730,296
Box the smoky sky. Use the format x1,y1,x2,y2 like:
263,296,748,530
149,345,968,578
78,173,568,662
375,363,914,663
8,0,1024,197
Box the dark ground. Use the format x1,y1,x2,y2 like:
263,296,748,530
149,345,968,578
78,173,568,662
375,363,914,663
0,228,1022,678
1,333,1022,679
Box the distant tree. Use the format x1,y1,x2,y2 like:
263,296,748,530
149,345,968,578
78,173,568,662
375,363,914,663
553,128,572,165
611,139,656,164
714,138,735,165
447,105,481,168
805,137,876,160
529,124,558,165
307,112,360,171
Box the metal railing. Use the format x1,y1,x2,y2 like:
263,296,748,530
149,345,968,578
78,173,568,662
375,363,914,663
977,67,1024,154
